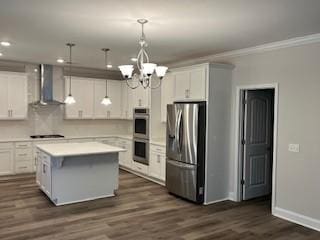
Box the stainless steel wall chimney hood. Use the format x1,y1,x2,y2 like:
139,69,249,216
32,64,64,106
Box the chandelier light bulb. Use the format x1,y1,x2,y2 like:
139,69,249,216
142,63,157,76
101,96,112,106
155,66,168,79
119,65,134,79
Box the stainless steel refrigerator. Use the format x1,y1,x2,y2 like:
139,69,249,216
166,102,206,203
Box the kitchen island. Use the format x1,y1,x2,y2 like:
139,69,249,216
36,142,125,206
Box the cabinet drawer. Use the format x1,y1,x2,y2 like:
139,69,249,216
0,142,14,149
15,148,33,162
150,145,165,154
15,161,33,173
15,142,32,148
132,161,149,175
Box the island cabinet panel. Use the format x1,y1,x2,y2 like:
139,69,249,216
0,148,14,175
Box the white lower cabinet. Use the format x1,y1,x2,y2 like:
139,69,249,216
0,144,14,175
39,152,52,198
117,139,132,169
15,142,33,174
149,144,166,181
132,161,149,175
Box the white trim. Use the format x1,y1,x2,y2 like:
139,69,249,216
204,198,230,205
54,194,115,206
233,83,279,212
273,207,320,232
167,33,320,68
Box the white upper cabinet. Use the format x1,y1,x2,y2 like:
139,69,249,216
174,66,207,101
94,79,122,119
65,77,94,119
133,86,150,108
160,72,175,122
121,81,133,119
0,72,27,120
107,80,122,119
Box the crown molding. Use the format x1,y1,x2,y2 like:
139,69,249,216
167,33,320,68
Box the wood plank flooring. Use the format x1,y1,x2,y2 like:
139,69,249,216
0,170,319,240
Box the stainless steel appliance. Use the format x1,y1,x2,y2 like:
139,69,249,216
133,108,150,139
30,134,65,139
133,108,150,165
133,138,149,165
166,102,206,203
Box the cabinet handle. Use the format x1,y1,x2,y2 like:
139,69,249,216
19,166,28,169
157,155,160,163
18,153,28,156
8,110,10,117
11,110,13,117
138,99,142,106
43,164,46,174
18,144,28,147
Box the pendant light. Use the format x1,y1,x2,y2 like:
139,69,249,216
64,43,76,104
101,48,112,106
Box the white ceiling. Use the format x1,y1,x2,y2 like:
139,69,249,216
0,0,320,69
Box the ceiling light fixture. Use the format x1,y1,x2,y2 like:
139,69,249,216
101,48,112,106
57,58,64,63
1,41,11,47
64,43,76,105
118,19,168,89
131,58,137,62
0,53,2,56
107,64,112,69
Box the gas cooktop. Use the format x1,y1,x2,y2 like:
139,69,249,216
30,134,65,139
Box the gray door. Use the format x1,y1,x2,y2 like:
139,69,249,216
243,89,274,200
166,103,199,165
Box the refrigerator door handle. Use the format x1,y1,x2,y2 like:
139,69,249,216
167,159,195,169
176,108,182,154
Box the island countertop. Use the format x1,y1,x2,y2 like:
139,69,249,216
36,142,126,157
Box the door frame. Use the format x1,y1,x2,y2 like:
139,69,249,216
234,83,278,212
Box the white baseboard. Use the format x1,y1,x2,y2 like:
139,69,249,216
204,197,230,205
273,207,320,232
228,192,237,201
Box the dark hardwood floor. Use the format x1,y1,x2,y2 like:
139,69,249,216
0,170,319,240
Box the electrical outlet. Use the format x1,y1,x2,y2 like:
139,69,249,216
288,144,300,153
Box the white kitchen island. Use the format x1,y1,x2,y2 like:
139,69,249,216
35,142,125,206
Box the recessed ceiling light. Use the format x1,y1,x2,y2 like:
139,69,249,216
34,68,38,72
131,57,137,62
57,58,64,63
0,53,2,56
107,64,112,68
1,41,11,47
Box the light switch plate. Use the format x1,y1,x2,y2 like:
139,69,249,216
288,144,300,153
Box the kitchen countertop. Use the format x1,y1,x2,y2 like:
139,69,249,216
36,142,126,157
0,134,133,143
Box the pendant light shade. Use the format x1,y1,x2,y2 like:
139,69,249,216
101,96,112,106
118,65,134,79
64,43,76,104
155,66,168,79
101,48,112,106
64,94,76,104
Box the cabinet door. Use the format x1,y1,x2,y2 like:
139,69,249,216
121,81,128,119
108,80,122,118
35,151,41,186
133,86,150,108
41,160,51,197
161,73,175,122
174,71,190,101
65,77,94,119
149,151,161,179
159,154,166,181
0,75,9,119
93,79,108,119
0,149,13,175
8,75,27,119
189,68,206,100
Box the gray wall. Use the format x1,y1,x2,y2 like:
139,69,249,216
226,42,320,220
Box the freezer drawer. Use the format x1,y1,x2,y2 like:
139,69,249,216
166,159,199,202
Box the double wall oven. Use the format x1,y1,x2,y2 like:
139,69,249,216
133,108,149,165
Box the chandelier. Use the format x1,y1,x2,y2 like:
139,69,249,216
118,19,168,89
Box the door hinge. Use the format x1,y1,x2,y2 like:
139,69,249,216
241,179,245,185
241,139,246,145
243,99,247,105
